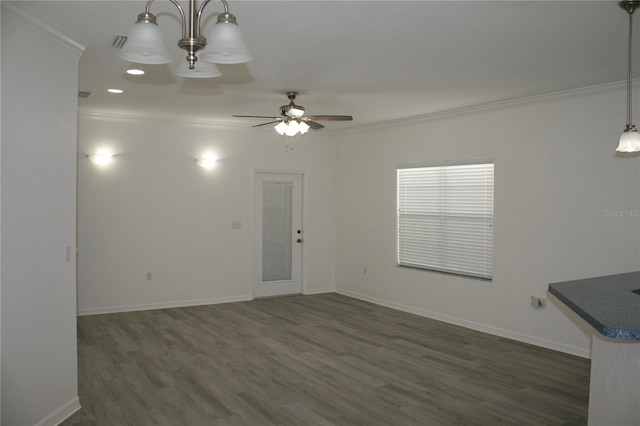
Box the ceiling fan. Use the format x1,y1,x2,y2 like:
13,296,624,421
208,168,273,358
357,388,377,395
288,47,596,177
233,92,353,135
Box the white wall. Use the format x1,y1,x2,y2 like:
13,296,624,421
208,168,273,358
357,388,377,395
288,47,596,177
77,114,336,314
334,86,640,357
1,3,84,425
1,10,4,426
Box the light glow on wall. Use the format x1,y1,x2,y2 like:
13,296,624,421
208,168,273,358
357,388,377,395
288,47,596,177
87,150,113,166
196,153,217,169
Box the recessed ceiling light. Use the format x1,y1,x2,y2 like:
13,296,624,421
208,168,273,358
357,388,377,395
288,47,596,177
126,69,144,76
107,89,123,94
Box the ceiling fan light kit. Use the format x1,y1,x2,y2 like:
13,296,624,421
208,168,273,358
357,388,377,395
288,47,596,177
233,92,353,137
275,120,310,137
617,0,640,152
119,0,252,78
285,106,305,118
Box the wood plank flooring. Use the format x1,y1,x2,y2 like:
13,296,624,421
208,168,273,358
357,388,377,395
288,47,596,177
62,293,590,426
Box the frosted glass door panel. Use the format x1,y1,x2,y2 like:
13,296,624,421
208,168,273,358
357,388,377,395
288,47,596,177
253,172,303,298
262,181,293,282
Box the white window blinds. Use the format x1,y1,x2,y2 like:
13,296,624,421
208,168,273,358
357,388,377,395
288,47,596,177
397,162,494,280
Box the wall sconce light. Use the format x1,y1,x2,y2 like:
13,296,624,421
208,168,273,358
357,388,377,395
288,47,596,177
196,156,217,169
87,152,113,166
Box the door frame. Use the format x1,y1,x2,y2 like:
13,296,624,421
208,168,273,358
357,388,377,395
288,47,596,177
252,169,306,299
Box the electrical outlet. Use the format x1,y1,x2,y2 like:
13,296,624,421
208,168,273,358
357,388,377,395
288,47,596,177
530,296,547,309
146,272,152,281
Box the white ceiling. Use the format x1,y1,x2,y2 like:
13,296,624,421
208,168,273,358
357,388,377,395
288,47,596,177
16,1,634,131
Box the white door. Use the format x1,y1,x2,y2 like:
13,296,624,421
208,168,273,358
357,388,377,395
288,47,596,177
253,172,303,298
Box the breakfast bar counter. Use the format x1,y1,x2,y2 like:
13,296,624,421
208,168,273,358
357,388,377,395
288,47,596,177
549,272,640,426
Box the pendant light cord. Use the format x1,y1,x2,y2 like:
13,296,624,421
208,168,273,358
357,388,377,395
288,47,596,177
628,8,634,126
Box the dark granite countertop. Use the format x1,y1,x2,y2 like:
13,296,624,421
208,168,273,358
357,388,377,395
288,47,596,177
549,271,640,340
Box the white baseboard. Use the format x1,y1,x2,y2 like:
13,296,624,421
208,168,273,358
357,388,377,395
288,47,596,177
34,396,80,426
335,287,590,359
77,295,253,316
304,286,335,295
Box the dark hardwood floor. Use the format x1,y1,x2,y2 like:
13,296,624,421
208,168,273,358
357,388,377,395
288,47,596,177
62,293,589,425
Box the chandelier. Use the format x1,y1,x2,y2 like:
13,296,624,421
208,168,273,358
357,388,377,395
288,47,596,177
118,0,252,78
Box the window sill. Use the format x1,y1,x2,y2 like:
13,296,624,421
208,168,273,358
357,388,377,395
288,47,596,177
395,264,492,282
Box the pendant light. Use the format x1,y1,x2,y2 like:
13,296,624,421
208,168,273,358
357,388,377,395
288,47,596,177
617,1,640,152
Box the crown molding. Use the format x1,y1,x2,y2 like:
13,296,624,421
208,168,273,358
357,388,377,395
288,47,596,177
1,1,87,55
82,79,632,135
79,111,348,135
79,110,244,130
333,79,630,136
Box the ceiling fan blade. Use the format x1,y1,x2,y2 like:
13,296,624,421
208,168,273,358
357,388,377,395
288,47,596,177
233,115,282,120
306,115,353,121
305,121,325,130
252,120,282,128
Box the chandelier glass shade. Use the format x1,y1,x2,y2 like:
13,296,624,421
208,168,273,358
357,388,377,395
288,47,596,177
199,15,253,64
118,0,252,78
118,13,171,64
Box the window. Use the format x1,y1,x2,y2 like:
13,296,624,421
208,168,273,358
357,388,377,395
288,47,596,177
397,161,494,280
